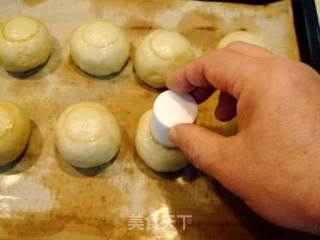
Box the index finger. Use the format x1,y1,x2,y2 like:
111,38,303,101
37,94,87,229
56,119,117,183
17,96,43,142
166,48,266,99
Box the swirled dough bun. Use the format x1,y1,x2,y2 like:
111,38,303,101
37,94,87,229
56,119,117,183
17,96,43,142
0,15,51,72
135,110,188,172
70,21,130,76
55,102,121,168
135,30,195,88
217,31,270,50
0,101,31,165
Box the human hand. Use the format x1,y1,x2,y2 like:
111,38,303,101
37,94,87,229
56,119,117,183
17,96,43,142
167,42,320,234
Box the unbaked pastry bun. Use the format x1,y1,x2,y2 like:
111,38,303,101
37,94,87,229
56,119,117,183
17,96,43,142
70,20,130,76
0,15,52,72
135,110,188,172
55,102,121,168
217,31,270,50
135,30,195,89
0,101,31,165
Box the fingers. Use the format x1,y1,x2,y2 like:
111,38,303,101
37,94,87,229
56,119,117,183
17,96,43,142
215,92,237,121
167,58,210,93
169,123,245,187
167,48,264,99
191,87,215,103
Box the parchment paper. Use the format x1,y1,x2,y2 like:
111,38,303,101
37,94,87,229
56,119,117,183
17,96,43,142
0,0,313,239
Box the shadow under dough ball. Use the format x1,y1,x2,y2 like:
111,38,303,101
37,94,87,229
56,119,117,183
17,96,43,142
0,101,31,165
134,30,195,89
70,20,130,76
135,110,188,172
55,102,121,168
0,15,52,72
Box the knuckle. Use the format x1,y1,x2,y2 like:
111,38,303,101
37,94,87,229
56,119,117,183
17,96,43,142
264,58,299,84
267,58,295,75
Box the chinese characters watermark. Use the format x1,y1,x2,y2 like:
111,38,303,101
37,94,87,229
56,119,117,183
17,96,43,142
128,213,192,231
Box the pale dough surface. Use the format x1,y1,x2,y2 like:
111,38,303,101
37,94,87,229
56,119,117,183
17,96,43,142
135,110,188,172
216,31,270,50
135,29,194,88
70,20,130,76
0,101,31,165
0,15,51,72
55,102,121,168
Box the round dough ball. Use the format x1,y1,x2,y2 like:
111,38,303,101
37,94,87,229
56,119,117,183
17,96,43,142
55,102,121,168
70,21,130,76
0,101,31,165
135,110,188,172
0,15,52,72
135,30,195,89
216,31,270,50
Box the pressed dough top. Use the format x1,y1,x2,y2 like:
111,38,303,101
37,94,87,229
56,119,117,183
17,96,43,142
150,30,192,60
81,21,120,48
63,106,107,143
3,16,38,42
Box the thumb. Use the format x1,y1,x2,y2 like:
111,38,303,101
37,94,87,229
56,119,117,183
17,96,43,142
169,123,245,190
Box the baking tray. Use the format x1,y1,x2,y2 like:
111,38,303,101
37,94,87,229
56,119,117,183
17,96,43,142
292,0,320,72
201,0,279,4
0,0,315,239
